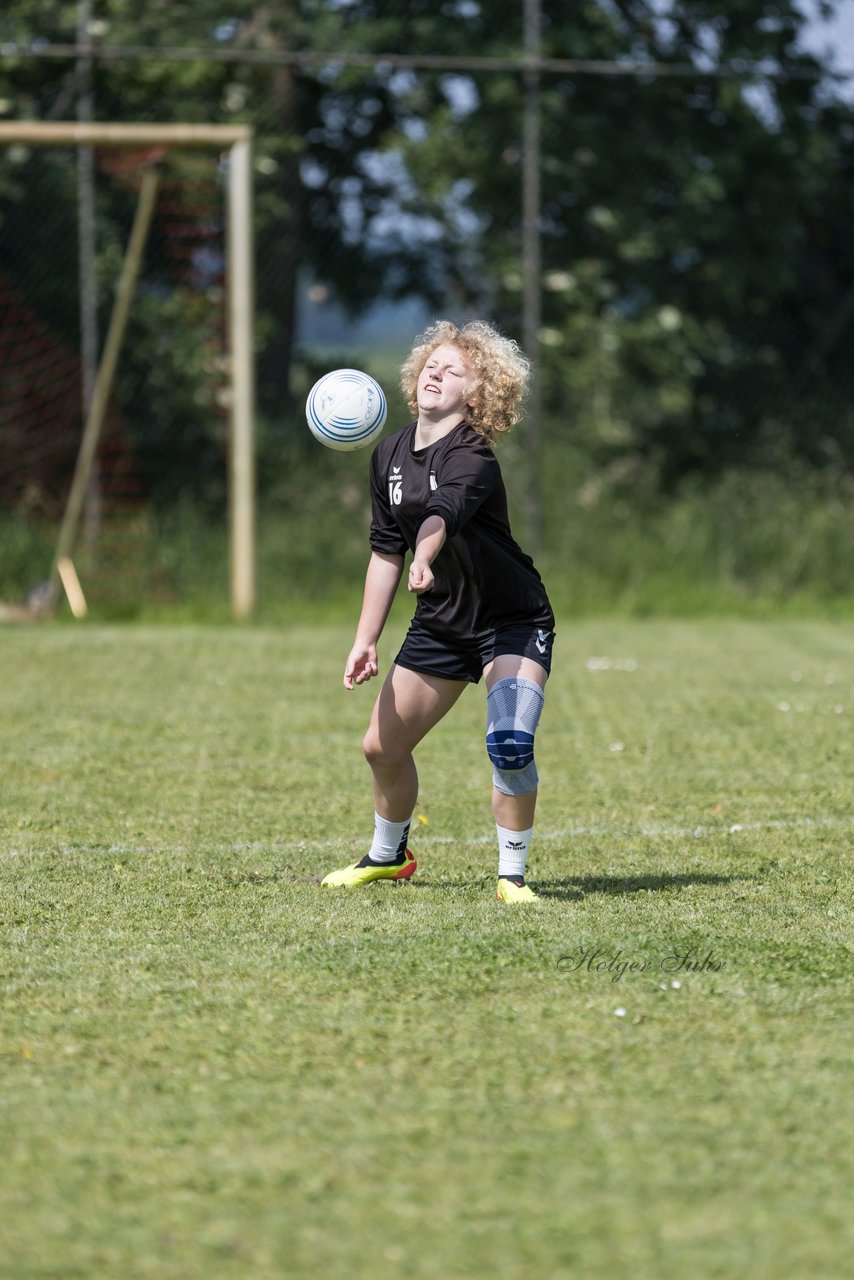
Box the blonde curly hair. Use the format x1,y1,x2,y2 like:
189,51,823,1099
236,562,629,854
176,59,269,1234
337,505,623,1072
400,319,531,446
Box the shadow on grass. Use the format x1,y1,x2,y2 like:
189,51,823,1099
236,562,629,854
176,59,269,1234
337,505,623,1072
358,872,743,901
536,872,743,902
222,869,746,899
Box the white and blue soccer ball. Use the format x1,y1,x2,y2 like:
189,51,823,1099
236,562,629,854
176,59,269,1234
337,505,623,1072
305,368,388,452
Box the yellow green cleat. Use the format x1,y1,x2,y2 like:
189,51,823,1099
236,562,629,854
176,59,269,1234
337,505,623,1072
321,849,417,888
496,876,540,903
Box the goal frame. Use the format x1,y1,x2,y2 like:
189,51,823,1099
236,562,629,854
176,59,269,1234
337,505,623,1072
0,121,256,619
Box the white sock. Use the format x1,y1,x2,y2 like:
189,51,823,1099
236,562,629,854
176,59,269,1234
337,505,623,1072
367,813,412,863
497,824,534,880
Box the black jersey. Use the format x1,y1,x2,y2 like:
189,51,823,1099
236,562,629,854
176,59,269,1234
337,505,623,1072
369,420,553,639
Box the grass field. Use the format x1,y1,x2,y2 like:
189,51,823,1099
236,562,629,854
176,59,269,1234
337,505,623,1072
1,618,852,1279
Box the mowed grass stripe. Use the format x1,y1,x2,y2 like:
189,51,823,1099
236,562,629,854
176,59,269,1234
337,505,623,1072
3,810,854,862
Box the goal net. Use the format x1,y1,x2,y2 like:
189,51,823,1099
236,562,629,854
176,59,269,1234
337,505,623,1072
0,123,254,620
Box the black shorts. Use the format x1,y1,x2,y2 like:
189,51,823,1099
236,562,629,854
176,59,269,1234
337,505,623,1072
394,615,556,684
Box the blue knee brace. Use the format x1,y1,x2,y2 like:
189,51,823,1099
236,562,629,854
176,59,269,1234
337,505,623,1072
486,676,545,796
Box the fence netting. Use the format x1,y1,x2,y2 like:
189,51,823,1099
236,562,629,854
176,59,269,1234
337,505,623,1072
1,4,852,615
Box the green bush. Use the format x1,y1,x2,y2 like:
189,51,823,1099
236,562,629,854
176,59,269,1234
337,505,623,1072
2,453,852,621
539,461,854,616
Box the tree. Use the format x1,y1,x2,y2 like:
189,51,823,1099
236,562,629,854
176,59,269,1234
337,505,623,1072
396,0,854,481
1,1,496,418
2,0,853,496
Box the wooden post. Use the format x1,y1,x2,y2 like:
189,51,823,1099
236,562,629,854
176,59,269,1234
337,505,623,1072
0,122,252,147
76,1,101,554
522,0,543,557
228,136,256,621
49,164,160,607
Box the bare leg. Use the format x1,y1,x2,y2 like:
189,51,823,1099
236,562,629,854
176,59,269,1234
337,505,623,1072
492,787,538,831
363,664,468,821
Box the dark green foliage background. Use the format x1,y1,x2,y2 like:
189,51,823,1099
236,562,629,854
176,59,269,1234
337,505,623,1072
1,2,853,611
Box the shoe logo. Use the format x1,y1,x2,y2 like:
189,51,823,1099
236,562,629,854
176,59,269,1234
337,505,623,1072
535,629,549,655
389,465,403,506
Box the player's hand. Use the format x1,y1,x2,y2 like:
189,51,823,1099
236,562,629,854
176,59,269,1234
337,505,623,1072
343,643,378,690
408,559,435,594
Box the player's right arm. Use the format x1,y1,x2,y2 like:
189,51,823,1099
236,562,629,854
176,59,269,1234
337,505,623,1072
343,551,404,690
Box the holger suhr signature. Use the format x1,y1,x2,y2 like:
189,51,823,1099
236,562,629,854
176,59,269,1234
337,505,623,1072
557,946,724,982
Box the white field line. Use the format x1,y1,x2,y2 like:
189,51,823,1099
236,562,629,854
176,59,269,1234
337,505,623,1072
3,813,853,858
273,813,854,851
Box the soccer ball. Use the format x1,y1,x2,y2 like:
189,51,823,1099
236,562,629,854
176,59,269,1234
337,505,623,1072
305,368,388,452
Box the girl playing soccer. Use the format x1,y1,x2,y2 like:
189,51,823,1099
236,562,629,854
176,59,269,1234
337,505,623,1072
321,320,555,901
